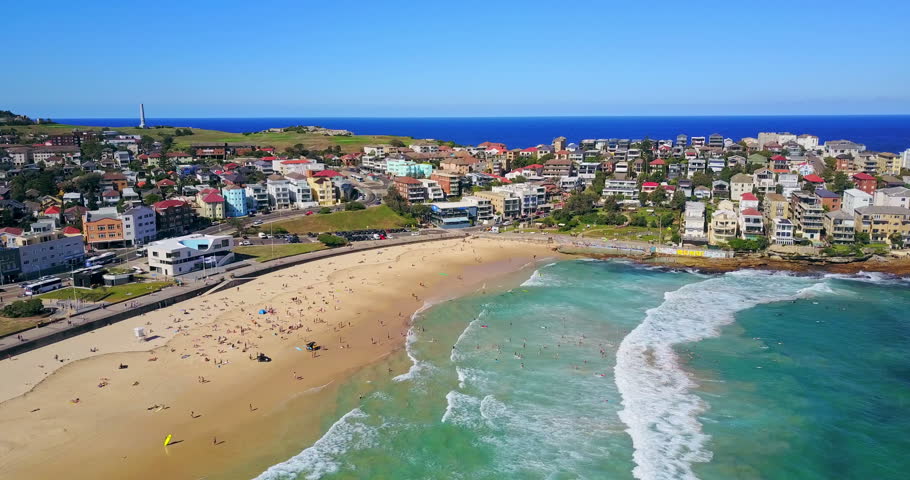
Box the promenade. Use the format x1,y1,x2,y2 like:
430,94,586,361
0,231,465,358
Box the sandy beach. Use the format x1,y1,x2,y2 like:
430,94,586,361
0,237,558,480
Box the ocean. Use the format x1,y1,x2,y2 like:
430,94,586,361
56,116,910,154
251,260,910,480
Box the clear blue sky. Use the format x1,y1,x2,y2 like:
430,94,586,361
5,0,910,118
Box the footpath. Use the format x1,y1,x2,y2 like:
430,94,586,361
0,231,465,358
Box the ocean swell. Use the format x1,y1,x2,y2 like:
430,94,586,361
614,270,821,480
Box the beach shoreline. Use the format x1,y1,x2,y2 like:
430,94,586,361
0,237,560,480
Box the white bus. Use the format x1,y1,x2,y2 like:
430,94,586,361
24,277,63,295
85,252,117,267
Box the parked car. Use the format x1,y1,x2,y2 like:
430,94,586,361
239,240,252,246
253,220,264,226
258,232,267,239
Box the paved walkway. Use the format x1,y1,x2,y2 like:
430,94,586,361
0,231,465,357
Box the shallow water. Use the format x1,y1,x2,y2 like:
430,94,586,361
253,260,910,480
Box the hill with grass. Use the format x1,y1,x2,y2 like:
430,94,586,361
271,205,410,234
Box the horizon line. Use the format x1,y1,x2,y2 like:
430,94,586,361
52,113,910,120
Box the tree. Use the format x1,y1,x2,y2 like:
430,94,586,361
564,191,596,216
345,201,366,211
589,170,606,195
410,203,432,223
669,189,686,211
692,171,714,187
650,186,668,206
80,139,104,160
143,193,162,205
603,195,620,213
854,232,870,245
638,191,650,206
226,217,245,236
389,139,406,147
272,226,289,234
317,233,347,247
383,186,409,216
318,207,332,214
889,232,905,249
830,171,853,193
139,135,155,151
512,175,528,183
2,298,45,318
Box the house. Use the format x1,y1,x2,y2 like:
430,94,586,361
730,173,754,201
764,193,790,221
693,186,711,199
753,168,776,194
147,234,234,277
82,207,125,248
740,192,759,210
245,184,269,213
712,180,729,198
101,172,128,191
738,207,764,239
102,190,121,205
196,189,226,219
709,200,738,245
682,201,706,243
873,186,910,209
802,174,825,189
853,206,910,245
708,157,726,173
440,157,479,175
307,171,341,206
824,210,855,245
641,182,659,193
747,153,769,167
153,199,196,237
770,218,795,246
814,189,842,211
686,158,706,177
842,188,873,215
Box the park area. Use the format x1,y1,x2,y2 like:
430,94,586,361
38,281,173,304
234,243,326,262
271,205,409,234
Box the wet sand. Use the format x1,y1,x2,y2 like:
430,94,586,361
0,237,558,480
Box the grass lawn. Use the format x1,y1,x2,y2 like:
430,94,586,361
272,205,409,234
39,281,174,304
0,316,43,338
6,124,424,153
234,243,326,262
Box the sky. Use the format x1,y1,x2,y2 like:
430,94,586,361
4,0,910,118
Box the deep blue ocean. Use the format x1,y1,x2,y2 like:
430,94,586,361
57,116,910,154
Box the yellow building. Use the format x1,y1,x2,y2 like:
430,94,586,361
853,206,910,245
876,152,901,176
708,200,738,245
307,176,339,206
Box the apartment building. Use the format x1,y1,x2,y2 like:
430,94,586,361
393,176,427,204
824,210,855,245
602,179,638,201
0,221,85,277
709,200,737,245
153,199,196,237
853,206,910,245
682,201,706,243
790,191,824,241
147,234,234,277
473,190,521,219
266,175,292,209
770,218,795,246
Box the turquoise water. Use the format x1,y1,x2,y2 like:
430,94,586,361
253,261,910,480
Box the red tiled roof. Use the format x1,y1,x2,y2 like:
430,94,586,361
153,199,187,210
741,208,762,216
44,206,61,215
102,190,120,197
62,226,81,234
853,172,875,180
741,193,758,201
261,156,277,161
642,182,659,187
157,179,176,186
167,151,191,157
0,227,23,236
201,192,225,203
281,159,312,164
137,154,148,160
394,176,421,185
521,147,538,153
803,174,824,183
313,169,342,177
224,162,239,169
649,159,666,165
771,155,787,161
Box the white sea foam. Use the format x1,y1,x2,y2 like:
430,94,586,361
441,390,483,428
521,263,560,287
824,271,910,285
393,302,436,382
253,408,374,480
451,310,485,362
614,270,820,480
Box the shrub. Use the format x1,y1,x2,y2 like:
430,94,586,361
272,226,289,234
345,201,366,211
2,298,45,318
318,207,332,215
317,233,347,247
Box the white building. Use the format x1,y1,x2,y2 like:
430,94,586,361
770,218,795,245
147,234,234,277
842,188,873,215
873,186,910,209
275,159,324,176
411,144,439,154
266,175,292,210
285,173,317,208
602,179,638,202
419,179,446,202
121,205,157,246
730,173,754,201
682,201,706,242
797,134,819,150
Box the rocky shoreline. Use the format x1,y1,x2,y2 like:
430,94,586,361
560,247,910,276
